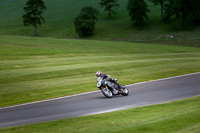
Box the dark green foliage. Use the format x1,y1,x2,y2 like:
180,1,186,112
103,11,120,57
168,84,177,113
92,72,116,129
164,0,200,28
99,0,119,19
149,0,164,21
127,0,150,29
148,0,160,4
74,7,99,37
22,0,47,36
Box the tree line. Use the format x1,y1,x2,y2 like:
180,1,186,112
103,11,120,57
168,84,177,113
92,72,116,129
23,0,200,37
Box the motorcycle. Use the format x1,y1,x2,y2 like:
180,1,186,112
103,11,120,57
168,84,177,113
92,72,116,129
97,77,129,98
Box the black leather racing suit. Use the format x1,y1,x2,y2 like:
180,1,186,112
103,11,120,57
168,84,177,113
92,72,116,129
102,74,121,90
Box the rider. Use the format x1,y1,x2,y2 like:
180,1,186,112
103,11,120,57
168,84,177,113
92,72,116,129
96,71,121,90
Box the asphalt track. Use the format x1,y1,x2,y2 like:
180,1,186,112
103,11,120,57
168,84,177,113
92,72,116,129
0,73,200,128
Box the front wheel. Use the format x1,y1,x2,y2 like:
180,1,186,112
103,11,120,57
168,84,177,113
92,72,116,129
121,86,129,96
101,87,113,98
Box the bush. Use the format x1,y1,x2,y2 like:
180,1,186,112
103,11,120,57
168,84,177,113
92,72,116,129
74,7,99,37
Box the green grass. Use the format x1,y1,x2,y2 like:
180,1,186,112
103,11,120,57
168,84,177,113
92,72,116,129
0,96,200,133
0,0,199,47
0,35,200,107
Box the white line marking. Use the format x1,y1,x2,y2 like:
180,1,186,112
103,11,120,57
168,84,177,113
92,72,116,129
0,72,199,110
126,72,200,86
86,95,200,116
0,91,100,110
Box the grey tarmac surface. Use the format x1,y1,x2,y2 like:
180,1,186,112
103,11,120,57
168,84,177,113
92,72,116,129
0,73,200,128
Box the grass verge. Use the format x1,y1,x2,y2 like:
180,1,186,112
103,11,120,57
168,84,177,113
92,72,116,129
0,96,199,132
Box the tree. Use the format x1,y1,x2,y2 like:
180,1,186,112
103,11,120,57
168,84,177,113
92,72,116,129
127,0,150,29
149,0,164,21
164,0,200,27
22,0,47,36
192,0,200,25
99,0,119,19
74,7,99,37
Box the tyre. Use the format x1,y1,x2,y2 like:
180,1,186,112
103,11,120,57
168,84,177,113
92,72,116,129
121,86,129,96
101,87,113,98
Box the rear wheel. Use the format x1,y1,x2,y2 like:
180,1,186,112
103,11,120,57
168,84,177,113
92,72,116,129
101,86,113,98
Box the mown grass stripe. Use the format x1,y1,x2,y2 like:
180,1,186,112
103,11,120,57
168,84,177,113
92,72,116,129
1,57,200,79
1,60,199,94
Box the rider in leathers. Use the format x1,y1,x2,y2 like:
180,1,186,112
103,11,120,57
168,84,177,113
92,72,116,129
96,71,121,90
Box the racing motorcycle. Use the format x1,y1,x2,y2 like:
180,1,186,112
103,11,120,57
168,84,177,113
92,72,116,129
97,77,129,98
